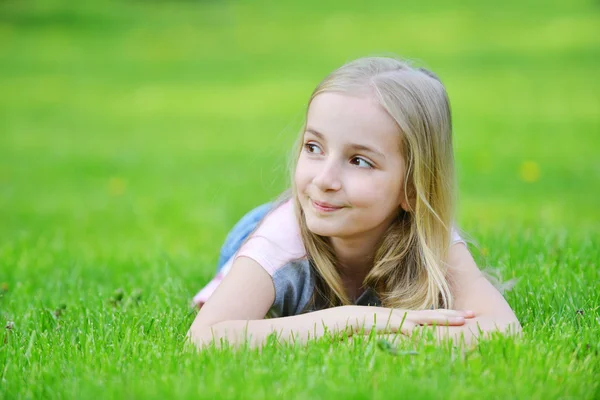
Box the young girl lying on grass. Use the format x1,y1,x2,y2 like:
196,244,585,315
187,56,521,349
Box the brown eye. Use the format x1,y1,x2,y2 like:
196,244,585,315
304,143,322,154
350,157,374,169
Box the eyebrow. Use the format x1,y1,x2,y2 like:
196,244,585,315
304,127,386,159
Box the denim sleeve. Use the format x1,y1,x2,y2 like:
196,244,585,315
267,259,315,317
216,202,273,272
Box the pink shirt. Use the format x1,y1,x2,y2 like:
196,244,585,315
193,200,302,306
193,199,464,309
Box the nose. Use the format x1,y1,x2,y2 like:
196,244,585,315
313,158,342,192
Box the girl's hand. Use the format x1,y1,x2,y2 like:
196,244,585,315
344,305,475,336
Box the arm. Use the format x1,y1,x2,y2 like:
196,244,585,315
187,257,470,349
187,256,358,349
412,242,522,347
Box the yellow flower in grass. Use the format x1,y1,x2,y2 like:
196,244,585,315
519,161,540,183
108,177,127,196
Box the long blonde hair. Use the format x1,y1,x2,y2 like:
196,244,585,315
289,56,456,310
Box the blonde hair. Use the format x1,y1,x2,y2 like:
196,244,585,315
289,56,457,310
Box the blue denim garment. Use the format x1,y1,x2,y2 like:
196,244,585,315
214,202,442,312
216,202,273,272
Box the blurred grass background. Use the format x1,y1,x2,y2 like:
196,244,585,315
0,0,599,397
1,0,599,324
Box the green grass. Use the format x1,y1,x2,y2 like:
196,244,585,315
1,0,599,398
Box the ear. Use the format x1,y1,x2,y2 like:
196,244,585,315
400,184,416,212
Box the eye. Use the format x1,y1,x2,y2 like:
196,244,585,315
350,156,374,169
304,142,323,154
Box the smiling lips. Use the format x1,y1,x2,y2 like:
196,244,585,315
311,199,344,212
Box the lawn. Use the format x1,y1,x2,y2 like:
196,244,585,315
0,0,599,398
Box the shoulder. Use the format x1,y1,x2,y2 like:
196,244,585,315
234,199,306,275
451,225,465,245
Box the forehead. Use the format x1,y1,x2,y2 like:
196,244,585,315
306,92,401,151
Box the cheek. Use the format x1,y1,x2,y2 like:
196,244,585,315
294,158,310,191
294,156,320,188
347,175,402,207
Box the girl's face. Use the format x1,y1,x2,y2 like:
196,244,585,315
295,92,408,240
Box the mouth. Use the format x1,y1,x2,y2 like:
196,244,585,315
311,199,344,212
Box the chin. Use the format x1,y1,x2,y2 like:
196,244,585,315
304,216,344,238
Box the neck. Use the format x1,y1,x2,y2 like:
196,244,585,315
331,236,377,277
329,223,390,296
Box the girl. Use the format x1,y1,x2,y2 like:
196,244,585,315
187,56,521,349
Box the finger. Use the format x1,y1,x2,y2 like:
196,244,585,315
415,315,465,326
398,321,416,336
427,309,466,317
428,309,475,318
392,310,463,325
